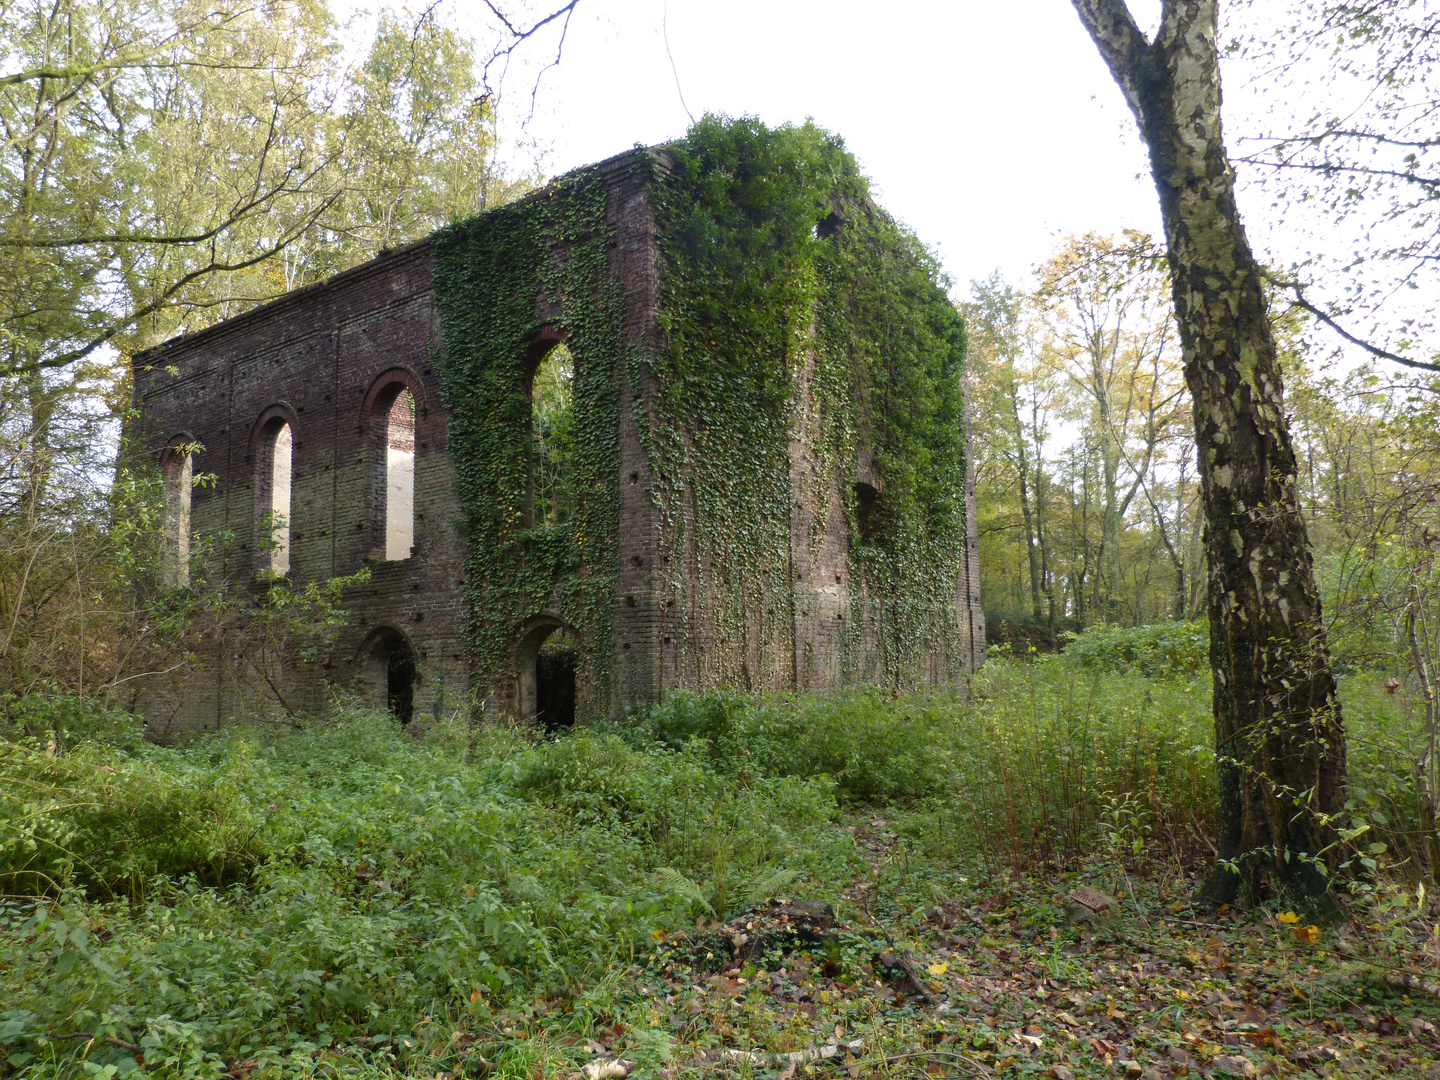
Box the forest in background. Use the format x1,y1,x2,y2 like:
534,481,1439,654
965,235,1440,672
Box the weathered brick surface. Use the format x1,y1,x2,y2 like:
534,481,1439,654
131,149,984,735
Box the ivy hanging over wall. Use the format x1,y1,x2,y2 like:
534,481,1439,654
430,160,634,717
429,116,972,720
651,117,971,691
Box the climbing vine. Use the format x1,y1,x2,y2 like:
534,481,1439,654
651,117,972,690
431,162,632,716
429,116,972,719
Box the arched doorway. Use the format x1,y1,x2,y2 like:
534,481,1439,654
356,626,419,724
514,617,579,731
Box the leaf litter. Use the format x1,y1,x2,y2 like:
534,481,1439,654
417,815,1440,1080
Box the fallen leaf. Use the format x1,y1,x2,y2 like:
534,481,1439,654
1050,1066,1075,1080
1210,1054,1256,1077
1275,911,1300,925
927,961,947,976
579,1058,636,1080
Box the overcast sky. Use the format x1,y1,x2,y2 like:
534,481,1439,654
346,0,1172,296
330,0,1429,370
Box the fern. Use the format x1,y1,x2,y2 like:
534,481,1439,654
657,866,800,920
741,868,800,910
656,866,715,915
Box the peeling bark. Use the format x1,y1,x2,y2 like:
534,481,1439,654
1071,0,1348,904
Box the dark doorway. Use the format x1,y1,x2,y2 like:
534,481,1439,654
387,649,417,723
535,634,577,731
358,626,419,725
854,481,881,543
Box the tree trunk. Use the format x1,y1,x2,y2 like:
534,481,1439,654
1406,606,1440,885
1072,0,1348,905
1011,396,1044,622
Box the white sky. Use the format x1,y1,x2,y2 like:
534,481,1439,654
350,0,1170,294
331,0,1431,368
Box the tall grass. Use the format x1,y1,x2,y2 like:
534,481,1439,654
897,659,1215,868
618,659,1217,870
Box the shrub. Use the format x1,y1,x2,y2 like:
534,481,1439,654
0,695,856,1074
1061,619,1209,679
890,658,1217,868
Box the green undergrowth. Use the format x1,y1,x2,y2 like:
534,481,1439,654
606,658,1218,864
2,657,1435,1079
0,699,855,1077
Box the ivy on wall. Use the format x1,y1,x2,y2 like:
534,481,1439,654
429,116,971,719
651,117,971,691
430,162,631,716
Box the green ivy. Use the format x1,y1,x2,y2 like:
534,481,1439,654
431,161,630,716
429,116,972,718
651,117,971,690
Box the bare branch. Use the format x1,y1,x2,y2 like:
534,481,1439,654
1276,278,1440,374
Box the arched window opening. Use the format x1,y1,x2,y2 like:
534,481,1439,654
515,618,579,730
535,630,578,730
385,390,415,560
357,626,418,725
387,649,417,723
257,419,292,575
529,343,573,527
161,445,192,588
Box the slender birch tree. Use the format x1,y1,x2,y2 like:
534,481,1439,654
1069,0,1348,904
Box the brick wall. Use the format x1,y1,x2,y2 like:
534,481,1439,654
130,148,984,736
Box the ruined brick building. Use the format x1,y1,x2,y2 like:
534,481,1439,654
132,124,983,736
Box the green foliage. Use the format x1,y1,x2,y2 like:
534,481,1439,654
653,116,972,688
0,699,851,1075
9,651,1439,1077
0,693,144,753
530,344,575,526
430,156,626,715
890,658,1216,868
1060,620,1210,679
429,116,974,718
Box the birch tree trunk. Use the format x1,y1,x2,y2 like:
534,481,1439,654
1070,0,1348,904
1011,396,1044,622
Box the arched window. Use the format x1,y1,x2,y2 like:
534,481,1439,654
361,372,421,561
256,418,292,575
161,442,192,588
356,626,418,724
383,390,414,560
529,343,573,527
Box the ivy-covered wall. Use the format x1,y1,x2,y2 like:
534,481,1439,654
430,117,983,720
131,116,983,736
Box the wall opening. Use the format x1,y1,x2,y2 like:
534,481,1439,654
357,626,418,724
528,343,573,527
514,618,579,729
854,481,881,544
387,649,417,723
161,444,192,588
257,419,292,575
385,390,415,560
536,631,578,730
